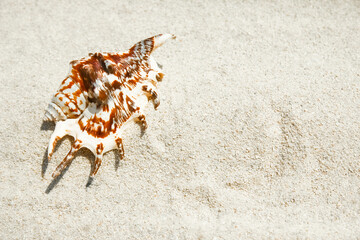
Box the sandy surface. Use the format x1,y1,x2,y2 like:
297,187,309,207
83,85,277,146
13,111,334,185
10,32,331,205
1,0,360,239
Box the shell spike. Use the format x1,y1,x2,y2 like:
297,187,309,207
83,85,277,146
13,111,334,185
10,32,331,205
47,136,60,161
90,142,105,177
91,155,103,177
129,33,175,58
115,137,125,159
136,113,148,131
48,120,81,161
52,142,80,178
47,121,71,160
152,34,176,51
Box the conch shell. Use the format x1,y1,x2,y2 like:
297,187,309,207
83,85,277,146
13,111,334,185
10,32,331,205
44,34,175,178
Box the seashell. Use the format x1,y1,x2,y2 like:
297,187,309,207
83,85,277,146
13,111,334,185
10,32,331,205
44,34,175,178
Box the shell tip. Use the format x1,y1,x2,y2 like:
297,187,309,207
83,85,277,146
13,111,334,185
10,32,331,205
51,171,59,179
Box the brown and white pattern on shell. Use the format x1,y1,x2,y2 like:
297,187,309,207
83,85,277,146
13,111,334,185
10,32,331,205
44,34,175,178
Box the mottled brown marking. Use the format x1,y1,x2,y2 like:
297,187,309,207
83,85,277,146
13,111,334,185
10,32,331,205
126,96,136,112
98,89,108,102
71,55,106,96
106,63,117,74
128,37,155,58
73,140,82,149
94,52,109,74
70,60,78,65
78,117,84,130
102,104,109,112
59,78,75,92
96,143,104,155
73,89,82,98
115,138,122,147
49,136,61,159
137,114,148,130
107,54,124,65
112,80,121,89
115,138,125,159
79,107,125,138
128,80,137,86
62,92,80,113
70,69,86,93
156,73,164,81
91,157,102,176
118,92,124,103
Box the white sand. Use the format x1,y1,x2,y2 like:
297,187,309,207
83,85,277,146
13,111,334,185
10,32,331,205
1,0,359,239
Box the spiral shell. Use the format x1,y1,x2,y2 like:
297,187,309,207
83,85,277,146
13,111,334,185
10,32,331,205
44,34,175,179
44,74,88,121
